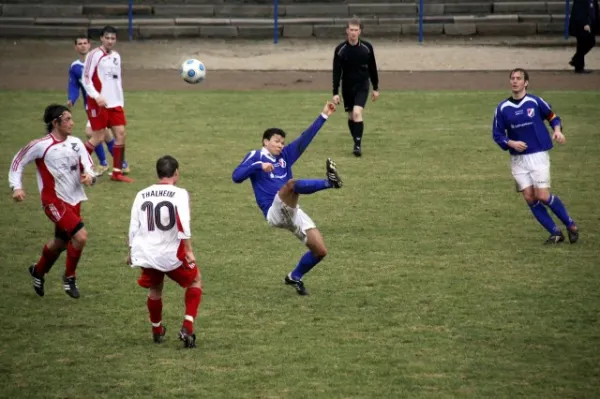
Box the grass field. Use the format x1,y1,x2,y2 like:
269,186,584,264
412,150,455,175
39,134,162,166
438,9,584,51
0,90,599,399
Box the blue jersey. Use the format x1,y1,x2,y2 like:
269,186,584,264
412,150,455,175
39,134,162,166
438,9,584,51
492,93,562,156
68,59,87,109
232,113,328,217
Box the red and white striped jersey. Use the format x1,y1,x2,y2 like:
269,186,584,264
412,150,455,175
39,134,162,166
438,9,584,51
8,134,95,206
128,184,192,272
82,47,124,109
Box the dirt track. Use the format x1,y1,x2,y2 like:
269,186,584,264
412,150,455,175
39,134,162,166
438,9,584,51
1,38,599,91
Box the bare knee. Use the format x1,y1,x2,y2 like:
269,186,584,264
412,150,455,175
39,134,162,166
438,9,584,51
306,229,327,258
112,126,126,140
312,245,327,259
352,107,363,122
71,227,88,249
149,283,163,299
47,238,67,252
280,179,296,194
189,272,203,289
534,189,551,203
521,187,536,204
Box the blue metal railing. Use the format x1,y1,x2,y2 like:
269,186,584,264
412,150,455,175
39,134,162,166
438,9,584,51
126,0,572,43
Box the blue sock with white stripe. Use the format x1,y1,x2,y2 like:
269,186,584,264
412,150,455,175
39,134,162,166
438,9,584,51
94,144,108,166
543,194,575,228
529,201,561,235
294,179,331,194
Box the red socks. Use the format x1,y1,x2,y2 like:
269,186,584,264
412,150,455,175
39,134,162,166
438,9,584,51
84,141,95,155
35,245,62,275
147,297,163,335
65,242,82,278
182,287,203,333
113,144,124,172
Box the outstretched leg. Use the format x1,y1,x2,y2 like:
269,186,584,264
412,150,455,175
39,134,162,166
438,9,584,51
278,159,343,208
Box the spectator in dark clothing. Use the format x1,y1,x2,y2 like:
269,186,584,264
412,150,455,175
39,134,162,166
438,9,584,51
569,0,600,73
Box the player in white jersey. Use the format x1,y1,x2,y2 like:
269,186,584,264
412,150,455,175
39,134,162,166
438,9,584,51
128,155,202,348
82,25,133,183
8,104,96,299
68,36,128,176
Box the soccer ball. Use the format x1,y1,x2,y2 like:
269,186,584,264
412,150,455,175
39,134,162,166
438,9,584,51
180,59,206,84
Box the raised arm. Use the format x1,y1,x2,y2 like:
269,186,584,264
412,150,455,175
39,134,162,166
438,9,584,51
232,150,263,183
492,106,510,151
282,102,336,166
366,42,379,92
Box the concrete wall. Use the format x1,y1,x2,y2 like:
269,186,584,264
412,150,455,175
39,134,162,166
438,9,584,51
0,1,570,39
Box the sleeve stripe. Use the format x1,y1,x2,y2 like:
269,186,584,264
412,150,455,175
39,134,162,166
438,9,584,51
11,136,50,171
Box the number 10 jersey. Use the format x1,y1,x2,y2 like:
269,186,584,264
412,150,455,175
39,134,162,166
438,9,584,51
128,183,192,272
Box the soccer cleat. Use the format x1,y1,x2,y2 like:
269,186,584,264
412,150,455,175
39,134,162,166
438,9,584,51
544,233,565,245
284,275,308,296
178,327,196,348
122,161,130,175
326,158,343,188
63,275,80,299
567,227,579,244
353,145,362,157
153,325,167,344
110,172,134,183
94,164,109,176
29,264,45,297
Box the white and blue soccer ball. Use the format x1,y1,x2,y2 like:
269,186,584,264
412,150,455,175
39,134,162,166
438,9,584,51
180,59,206,84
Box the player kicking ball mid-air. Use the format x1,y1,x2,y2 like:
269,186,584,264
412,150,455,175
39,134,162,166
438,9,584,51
232,101,343,295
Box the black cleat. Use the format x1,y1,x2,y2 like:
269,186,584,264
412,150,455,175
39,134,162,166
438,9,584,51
153,325,167,344
567,227,579,244
63,275,80,299
544,233,565,245
353,145,362,157
179,327,196,348
29,264,45,297
326,158,343,188
284,275,308,296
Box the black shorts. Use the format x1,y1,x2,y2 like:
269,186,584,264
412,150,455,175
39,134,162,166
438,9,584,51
342,83,370,112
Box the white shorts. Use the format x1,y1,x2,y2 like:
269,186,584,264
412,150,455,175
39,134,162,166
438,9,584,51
85,120,91,129
511,151,551,191
266,194,316,243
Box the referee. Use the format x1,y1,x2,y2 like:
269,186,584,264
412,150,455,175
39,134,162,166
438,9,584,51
332,17,380,157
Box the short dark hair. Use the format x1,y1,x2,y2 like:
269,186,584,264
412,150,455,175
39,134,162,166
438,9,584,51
73,36,89,44
156,155,179,179
510,68,529,82
262,128,286,143
43,104,70,132
347,16,362,29
101,25,117,37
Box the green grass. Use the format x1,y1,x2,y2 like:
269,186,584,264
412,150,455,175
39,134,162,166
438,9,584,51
0,90,599,399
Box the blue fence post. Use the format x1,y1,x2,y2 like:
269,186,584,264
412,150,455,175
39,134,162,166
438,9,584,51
564,0,570,40
418,0,424,43
128,0,133,41
273,0,279,44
